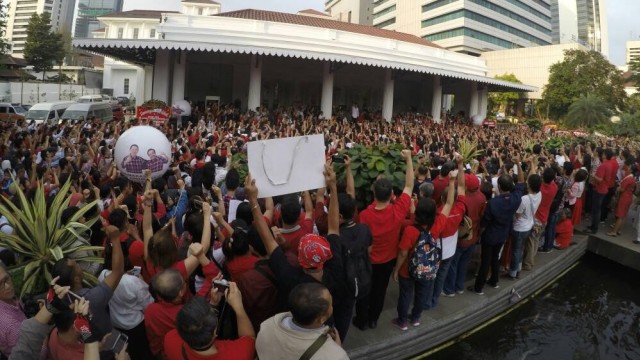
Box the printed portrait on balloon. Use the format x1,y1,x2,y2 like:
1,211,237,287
114,126,172,183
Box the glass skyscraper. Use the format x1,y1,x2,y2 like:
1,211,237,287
74,0,124,38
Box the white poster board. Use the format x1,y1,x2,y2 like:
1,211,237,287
247,134,326,198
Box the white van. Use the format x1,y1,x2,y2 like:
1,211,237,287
25,101,76,125
77,95,104,103
62,103,114,123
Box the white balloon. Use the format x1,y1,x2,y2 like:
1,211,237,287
114,126,172,183
172,100,191,117
471,115,484,126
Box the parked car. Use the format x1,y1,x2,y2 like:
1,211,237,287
62,103,113,123
0,103,27,124
116,96,130,106
25,101,76,125
112,104,124,121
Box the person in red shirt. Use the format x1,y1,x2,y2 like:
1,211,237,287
554,208,573,250
107,209,145,268
443,172,486,296
391,174,455,330
164,283,256,360
431,162,453,207
354,149,413,330
144,242,219,358
589,150,609,234
523,167,557,270
278,191,314,255
599,149,619,223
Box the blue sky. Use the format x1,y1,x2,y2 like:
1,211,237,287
124,0,638,66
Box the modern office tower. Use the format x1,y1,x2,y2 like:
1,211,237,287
550,0,608,56
5,0,77,57
74,0,124,38
627,40,640,65
325,0,373,25
327,0,553,56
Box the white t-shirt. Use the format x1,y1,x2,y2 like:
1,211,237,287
98,270,154,330
513,192,542,232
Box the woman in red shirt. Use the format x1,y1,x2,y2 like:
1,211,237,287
608,161,638,236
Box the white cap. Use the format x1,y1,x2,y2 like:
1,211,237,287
1,160,11,171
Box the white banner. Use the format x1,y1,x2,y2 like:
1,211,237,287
247,134,326,198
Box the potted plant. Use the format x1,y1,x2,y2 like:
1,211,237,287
0,180,103,297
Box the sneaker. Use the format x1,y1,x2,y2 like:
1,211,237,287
456,290,465,295
410,318,421,327
634,240,640,244
391,318,408,331
467,286,484,295
505,274,518,281
441,291,455,297
488,282,500,289
539,248,553,254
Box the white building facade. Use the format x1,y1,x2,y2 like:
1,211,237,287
5,0,76,57
626,40,640,65
76,7,534,122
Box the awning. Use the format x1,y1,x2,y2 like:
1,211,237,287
74,38,537,92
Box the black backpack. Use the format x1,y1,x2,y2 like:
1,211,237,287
340,225,372,300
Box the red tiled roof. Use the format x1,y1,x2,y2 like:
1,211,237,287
100,10,179,19
215,9,441,49
0,55,27,67
298,9,330,17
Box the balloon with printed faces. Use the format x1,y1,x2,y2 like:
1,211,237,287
114,126,172,183
172,100,191,117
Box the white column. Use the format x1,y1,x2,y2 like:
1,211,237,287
143,65,153,102
248,54,262,111
102,61,112,91
468,81,478,118
442,94,452,113
431,75,442,123
478,86,489,119
152,49,171,103
171,50,187,104
134,66,145,104
321,61,334,118
382,68,394,122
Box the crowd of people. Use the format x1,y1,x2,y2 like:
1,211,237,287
0,103,638,360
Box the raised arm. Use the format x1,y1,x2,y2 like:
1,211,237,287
263,196,274,223
200,202,212,253
302,190,313,220
513,155,524,183
103,225,124,291
142,191,153,260
325,164,339,236
246,174,279,256
226,282,255,338
441,174,456,217
344,155,356,198
402,149,414,196
455,154,465,197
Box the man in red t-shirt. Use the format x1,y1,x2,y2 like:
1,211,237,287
589,150,609,233
145,243,218,358
353,149,413,330
523,167,557,270
431,162,453,207
163,283,255,360
278,191,314,255
599,149,618,223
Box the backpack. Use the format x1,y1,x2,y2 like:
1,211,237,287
457,203,474,246
341,226,372,300
549,177,565,214
409,225,442,281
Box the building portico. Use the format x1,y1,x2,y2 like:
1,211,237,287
75,8,536,121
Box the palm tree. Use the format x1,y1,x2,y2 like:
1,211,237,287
565,94,609,129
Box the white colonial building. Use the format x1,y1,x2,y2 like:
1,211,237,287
76,2,534,121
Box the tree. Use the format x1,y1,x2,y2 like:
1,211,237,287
23,13,65,80
488,73,522,114
542,49,626,119
0,4,10,54
565,94,609,129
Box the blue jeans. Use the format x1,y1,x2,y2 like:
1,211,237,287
443,245,476,294
397,276,434,323
542,212,559,251
428,258,452,309
510,230,530,277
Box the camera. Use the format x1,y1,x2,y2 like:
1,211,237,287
331,154,345,163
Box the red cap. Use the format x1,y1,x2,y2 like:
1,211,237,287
465,174,480,191
298,234,333,270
